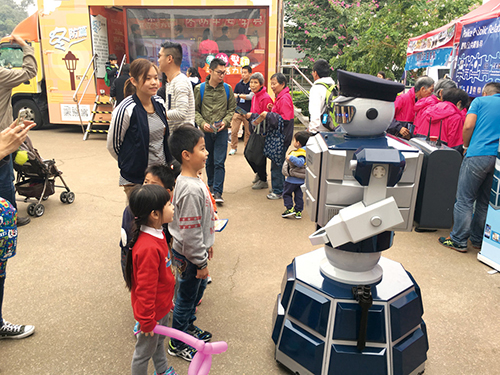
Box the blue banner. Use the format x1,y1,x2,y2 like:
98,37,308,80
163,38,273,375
405,47,453,71
453,17,500,97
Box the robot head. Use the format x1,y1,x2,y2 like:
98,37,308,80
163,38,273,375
334,96,395,137
335,70,404,137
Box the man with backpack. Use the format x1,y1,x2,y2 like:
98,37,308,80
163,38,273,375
308,59,336,133
194,58,236,204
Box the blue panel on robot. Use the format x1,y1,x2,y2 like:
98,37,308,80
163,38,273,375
333,303,386,343
320,132,419,152
390,290,424,341
393,327,428,375
272,294,285,344
328,344,387,375
279,320,325,375
288,283,331,337
281,263,296,310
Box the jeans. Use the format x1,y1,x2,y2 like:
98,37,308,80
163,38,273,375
205,130,228,194
131,313,170,375
171,249,207,348
283,181,304,212
450,155,496,247
270,160,284,195
0,156,16,209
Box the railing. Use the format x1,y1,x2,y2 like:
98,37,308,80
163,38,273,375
281,64,313,127
73,53,98,134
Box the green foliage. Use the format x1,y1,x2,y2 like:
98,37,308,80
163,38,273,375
285,0,481,79
292,91,310,117
0,0,33,38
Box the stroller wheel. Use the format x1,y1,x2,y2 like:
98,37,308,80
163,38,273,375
60,191,68,203
42,196,49,201
66,192,75,204
34,203,45,217
27,202,36,216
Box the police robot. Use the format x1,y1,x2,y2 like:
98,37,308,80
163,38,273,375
272,70,428,375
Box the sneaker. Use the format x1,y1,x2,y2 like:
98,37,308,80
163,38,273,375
282,208,295,218
208,186,214,195
213,192,224,204
0,320,35,339
229,149,236,155
155,367,179,375
207,275,212,284
252,180,268,190
438,237,467,253
168,340,197,362
471,241,482,250
17,216,30,226
295,211,302,219
133,321,140,335
252,173,260,184
267,193,282,200
187,325,212,342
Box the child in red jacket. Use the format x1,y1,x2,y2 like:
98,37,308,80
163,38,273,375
125,184,178,375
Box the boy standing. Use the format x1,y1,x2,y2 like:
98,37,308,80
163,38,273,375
167,125,214,361
105,54,119,88
281,131,310,219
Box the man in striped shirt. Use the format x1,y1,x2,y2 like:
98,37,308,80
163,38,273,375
158,42,195,132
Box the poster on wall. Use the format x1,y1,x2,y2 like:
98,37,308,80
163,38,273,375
90,14,109,79
453,18,500,97
478,147,500,271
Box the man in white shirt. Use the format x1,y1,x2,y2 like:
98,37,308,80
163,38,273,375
308,59,335,133
158,42,195,132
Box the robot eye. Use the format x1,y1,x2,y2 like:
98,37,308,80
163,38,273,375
366,108,378,120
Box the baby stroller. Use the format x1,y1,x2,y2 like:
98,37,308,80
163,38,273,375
13,136,75,217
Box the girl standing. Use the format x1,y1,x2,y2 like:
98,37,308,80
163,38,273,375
107,59,172,199
125,184,177,375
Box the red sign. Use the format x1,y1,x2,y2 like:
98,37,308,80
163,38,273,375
238,19,250,28
225,19,235,27
185,19,196,28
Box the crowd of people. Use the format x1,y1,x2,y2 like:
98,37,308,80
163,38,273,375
2,32,500,375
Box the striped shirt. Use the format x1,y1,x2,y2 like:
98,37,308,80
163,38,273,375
165,73,196,132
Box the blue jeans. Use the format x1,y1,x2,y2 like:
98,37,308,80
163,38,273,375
270,160,284,195
170,249,207,347
450,155,496,246
205,130,228,194
0,156,16,209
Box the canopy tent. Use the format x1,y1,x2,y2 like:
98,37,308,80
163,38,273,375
405,0,500,71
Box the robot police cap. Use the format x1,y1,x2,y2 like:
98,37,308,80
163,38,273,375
337,70,404,102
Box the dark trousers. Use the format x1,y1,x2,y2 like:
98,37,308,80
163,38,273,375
247,159,267,182
283,181,304,212
0,156,16,209
0,275,5,327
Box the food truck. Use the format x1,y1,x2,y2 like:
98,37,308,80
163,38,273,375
0,0,283,135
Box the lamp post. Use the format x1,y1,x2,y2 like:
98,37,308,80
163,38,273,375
63,51,79,90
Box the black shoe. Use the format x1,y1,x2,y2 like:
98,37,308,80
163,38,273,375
17,216,31,226
213,192,224,204
438,237,467,253
0,320,35,339
167,340,196,362
186,325,212,342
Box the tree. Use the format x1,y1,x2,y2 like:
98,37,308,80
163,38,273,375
285,0,481,79
0,0,34,38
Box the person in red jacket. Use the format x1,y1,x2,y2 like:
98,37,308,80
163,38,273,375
125,184,178,375
390,76,434,139
413,78,457,135
417,88,469,151
245,72,273,189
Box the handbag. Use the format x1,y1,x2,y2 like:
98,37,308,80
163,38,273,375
244,122,266,166
263,116,285,166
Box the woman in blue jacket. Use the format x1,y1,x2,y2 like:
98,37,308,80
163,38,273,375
107,59,172,198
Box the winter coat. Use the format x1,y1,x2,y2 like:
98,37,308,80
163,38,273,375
417,101,466,148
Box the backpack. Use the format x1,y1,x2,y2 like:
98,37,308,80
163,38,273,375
315,81,339,131
200,82,230,102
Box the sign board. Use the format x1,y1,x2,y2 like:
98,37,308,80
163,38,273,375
90,14,109,79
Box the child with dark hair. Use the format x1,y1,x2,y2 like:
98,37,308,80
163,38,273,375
105,54,119,88
126,184,178,375
120,162,181,281
167,125,215,361
281,131,311,219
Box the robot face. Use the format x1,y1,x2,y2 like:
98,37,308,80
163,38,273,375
334,97,395,137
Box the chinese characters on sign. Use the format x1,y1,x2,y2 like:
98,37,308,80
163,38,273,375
49,26,88,51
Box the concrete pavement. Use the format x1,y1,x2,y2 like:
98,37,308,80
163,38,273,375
1,125,500,374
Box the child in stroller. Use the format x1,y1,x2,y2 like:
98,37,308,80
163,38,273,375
13,136,74,217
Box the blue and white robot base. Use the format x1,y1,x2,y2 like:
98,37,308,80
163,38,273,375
272,248,428,375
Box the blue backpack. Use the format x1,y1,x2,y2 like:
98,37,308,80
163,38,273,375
200,82,230,102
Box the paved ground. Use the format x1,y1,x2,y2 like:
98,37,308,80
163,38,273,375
1,124,500,375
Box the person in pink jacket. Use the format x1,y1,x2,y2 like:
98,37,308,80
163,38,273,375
391,76,434,139
245,72,273,189
414,78,458,135
417,88,469,151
